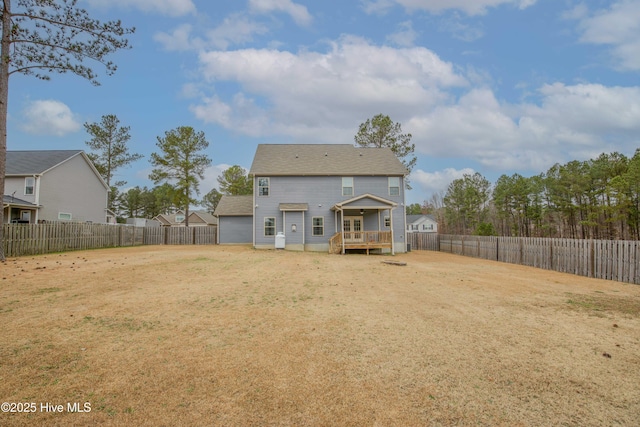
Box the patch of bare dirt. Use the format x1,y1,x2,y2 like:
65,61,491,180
1,246,639,426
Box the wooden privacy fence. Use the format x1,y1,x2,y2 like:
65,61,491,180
2,223,217,257
408,233,640,284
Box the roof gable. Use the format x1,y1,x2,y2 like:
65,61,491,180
7,150,85,175
249,144,408,176
407,214,436,225
189,211,218,225
332,193,397,210
6,150,109,191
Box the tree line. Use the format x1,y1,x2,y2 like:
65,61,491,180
424,150,640,240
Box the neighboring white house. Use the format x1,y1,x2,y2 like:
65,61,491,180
406,214,438,233
3,150,110,224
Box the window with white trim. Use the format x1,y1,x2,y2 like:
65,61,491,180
342,177,353,196
258,177,270,196
312,217,324,236
58,212,72,220
388,177,400,196
264,217,276,236
175,214,185,223
24,177,34,195
384,216,391,228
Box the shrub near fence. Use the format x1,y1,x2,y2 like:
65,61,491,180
409,233,640,285
2,223,217,258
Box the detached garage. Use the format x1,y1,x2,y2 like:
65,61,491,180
214,195,253,244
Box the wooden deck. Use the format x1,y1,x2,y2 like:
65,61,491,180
329,231,392,254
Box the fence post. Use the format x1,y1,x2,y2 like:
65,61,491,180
589,239,595,278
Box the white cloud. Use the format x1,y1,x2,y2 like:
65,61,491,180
438,14,485,41
207,14,270,50
410,83,640,171
412,167,475,196
249,0,313,26
86,0,196,17
154,24,204,52
189,36,640,178
21,100,81,136
391,0,537,15
361,0,396,15
154,16,270,52
570,0,640,71
387,21,419,47
193,36,467,140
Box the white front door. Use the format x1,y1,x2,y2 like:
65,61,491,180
343,216,363,243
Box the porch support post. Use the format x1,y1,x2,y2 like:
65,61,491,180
390,208,395,255
340,208,345,255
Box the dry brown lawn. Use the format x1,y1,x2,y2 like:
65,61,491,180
1,245,639,426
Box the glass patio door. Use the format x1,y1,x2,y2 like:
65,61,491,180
343,216,363,243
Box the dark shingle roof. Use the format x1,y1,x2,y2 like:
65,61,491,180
214,195,253,216
407,214,436,223
6,150,83,175
249,144,408,176
3,195,38,207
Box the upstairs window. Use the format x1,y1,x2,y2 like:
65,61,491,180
25,177,35,195
175,214,185,223
342,177,353,196
388,177,400,196
258,177,270,196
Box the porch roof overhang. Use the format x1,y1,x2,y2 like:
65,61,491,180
331,193,397,211
3,195,40,209
279,203,309,211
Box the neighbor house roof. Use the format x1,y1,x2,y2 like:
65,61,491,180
3,195,39,208
407,214,436,224
189,211,218,225
214,195,253,216
6,150,85,175
6,150,109,191
249,144,408,176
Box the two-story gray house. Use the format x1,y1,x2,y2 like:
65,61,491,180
244,144,408,254
3,150,110,224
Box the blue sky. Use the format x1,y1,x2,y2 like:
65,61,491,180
8,0,640,205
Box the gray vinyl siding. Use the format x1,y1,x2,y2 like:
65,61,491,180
219,216,252,244
4,177,36,204
38,154,108,223
253,175,406,252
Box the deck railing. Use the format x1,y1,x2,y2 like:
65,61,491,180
330,231,392,254
329,232,343,254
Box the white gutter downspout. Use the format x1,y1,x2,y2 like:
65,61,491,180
252,178,256,248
